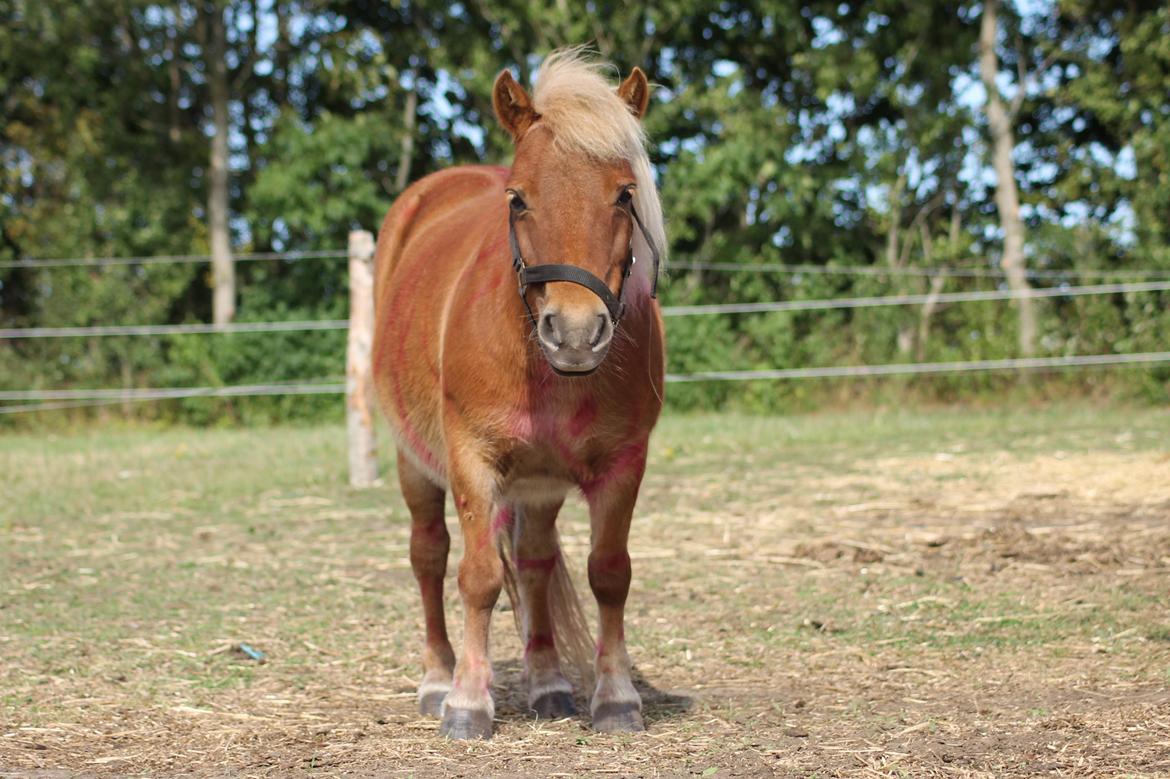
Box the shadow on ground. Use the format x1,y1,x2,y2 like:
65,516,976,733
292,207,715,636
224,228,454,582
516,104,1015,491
489,659,692,729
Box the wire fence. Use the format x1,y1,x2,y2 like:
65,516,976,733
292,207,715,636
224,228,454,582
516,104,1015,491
0,319,350,339
5,247,1170,282
3,280,1168,339
0,382,345,415
681,261,1170,280
4,351,1169,415
660,279,1170,318
3,247,1167,415
664,351,1170,383
0,250,348,270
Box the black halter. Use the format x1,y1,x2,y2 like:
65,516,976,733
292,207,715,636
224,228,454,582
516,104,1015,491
508,202,661,330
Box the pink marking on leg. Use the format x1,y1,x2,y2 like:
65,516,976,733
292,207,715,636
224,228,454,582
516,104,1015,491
516,554,558,573
491,507,514,535
567,395,598,438
580,441,648,501
418,516,447,542
587,550,631,577
524,633,556,656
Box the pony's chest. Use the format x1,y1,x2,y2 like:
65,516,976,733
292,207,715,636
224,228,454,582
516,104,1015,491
507,392,598,442
501,395,614,476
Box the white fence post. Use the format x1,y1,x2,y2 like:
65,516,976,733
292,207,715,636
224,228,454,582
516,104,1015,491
346,229,378,487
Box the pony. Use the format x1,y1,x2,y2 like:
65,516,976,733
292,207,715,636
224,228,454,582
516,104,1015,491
371,49,666,740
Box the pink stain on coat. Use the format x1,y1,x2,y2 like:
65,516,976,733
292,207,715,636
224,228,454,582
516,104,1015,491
516,554,558,573
524,633,556,656
382,268,444,476
568,395,598,438
491,506,514,535
580,440,647,501
588,549,631,577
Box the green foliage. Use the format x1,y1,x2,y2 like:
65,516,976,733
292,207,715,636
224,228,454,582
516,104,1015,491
250,111,400,247
2,0,1168,424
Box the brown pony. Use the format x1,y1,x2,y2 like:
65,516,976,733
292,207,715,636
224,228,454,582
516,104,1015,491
372,50,666,740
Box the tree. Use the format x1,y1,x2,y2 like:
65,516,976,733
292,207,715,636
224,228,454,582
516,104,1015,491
203,0,236,326
979,0,1038,357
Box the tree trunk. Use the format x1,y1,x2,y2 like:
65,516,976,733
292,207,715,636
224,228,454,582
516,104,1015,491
167,29,181,144
395,88,418,193
884,169,917,356
274,1,289,106
915,222,946,361
207,0,235,326
979,0,1036,357
885,168,907,270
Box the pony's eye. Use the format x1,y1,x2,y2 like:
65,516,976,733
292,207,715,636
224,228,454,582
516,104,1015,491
616,188,634,207
508,193,527,213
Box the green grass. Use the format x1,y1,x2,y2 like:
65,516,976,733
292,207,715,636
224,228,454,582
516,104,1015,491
2,405,1169,776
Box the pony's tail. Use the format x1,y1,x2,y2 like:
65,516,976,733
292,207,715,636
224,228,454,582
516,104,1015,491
499,529,595,689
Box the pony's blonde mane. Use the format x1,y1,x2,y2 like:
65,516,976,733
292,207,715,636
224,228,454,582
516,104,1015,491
531,48,667,277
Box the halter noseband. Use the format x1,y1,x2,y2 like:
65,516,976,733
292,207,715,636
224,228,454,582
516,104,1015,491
508,202,661,330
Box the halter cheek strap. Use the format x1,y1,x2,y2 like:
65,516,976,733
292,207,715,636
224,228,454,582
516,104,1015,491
508,203,661,330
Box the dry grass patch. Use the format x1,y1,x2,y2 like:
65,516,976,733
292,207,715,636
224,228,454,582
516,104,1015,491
2,406,1169,777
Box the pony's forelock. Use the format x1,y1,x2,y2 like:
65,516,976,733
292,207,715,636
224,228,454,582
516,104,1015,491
531,48,667,271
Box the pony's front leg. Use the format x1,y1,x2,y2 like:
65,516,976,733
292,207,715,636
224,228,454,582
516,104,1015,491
584,441,649,732
439,447,502,740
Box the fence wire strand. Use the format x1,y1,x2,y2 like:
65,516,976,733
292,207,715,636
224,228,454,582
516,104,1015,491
664,351,1170,383
0,381,346,414
661,280,1170,317
3,352,1168,414
0,250,349,269
3,280,1168,339
5,249,1170,281
0,319,349,339
679,261,1170,280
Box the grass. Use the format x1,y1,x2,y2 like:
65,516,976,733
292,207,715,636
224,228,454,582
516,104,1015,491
2,404,1170,777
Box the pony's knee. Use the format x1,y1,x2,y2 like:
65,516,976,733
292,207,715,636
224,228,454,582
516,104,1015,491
410,519,450,576
457,553,504,612
587,550,631,607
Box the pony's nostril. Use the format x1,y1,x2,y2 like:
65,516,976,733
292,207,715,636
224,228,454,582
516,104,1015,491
539,312,561,347
589,314,611,348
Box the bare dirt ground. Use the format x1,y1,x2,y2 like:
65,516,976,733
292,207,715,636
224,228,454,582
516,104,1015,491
3,408,1169,777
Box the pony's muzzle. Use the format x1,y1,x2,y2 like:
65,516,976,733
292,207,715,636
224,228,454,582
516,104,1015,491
537,307,613,374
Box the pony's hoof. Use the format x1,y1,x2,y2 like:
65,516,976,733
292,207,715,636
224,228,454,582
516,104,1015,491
419,689,447,718
439,707,493,740
591,702,644,733
530,690,576,720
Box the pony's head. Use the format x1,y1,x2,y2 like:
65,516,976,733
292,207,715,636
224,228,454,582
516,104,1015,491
493,50,665,376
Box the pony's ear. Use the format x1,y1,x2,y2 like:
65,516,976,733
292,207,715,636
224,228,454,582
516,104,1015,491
492,70,537,140
617,67,650,120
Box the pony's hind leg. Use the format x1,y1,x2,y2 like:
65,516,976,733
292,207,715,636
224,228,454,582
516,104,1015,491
512,499,577,719
397,448,455,717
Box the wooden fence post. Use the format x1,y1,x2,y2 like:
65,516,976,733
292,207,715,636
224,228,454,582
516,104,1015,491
346,229,378,487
